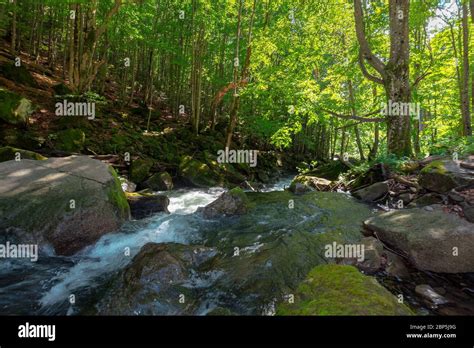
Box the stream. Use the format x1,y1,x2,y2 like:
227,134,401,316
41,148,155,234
1,176,473,316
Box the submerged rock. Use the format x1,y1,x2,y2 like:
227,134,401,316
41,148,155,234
364,208,474,273
0,156,130,255
96,243,217,315
276,265,413,315
415,284,449,306
199,187,250,218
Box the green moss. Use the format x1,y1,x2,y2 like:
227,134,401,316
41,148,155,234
0,146,47,162
130,158,154,183
421,160,447,175
0,88,34,125
107,167,131,220
55,129,86,152
277,265,413,316
179,155,219,187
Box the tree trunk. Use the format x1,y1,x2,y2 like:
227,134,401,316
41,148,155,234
461,1,472,135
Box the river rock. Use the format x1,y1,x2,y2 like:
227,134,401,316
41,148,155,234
127,192,170,219
419,160,474,193
277,265,413,315
289,175,333,193
96,243,217,315
130,158,154,184
179,155,219,187
142,171,173,191
0,156,130,255
199,187,250,218
364,208,474,273
352,181,389,202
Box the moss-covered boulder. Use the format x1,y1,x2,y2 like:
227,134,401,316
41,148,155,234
277,265,413,315
419,160,474,193
54,128,86,152
0,88,34,125
1,62,38,87
130,158,154,184
305,161,350,181
198,187,251,218
0,156,130,256
179,155,219,187
0,146,46,162
142,171,173,191
289,175,333,194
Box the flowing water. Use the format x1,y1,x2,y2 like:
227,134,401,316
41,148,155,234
0,177,295,315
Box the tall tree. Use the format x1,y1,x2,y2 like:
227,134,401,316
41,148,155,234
354,0,412,157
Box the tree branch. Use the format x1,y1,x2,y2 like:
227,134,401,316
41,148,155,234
353,0,386,77
358,49,384,84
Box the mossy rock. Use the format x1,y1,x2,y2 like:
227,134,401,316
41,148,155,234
179,155,219,187
418,160,472,193
142,171,173,191
130,158,154,184
306,161,350,181
0,146,47,162
277,265,413,315
1,62,38,87
0,88,34,125
54,129,86,152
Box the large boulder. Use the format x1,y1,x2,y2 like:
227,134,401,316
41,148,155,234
0,156,130,256
352,181,389,202
277,265,413,315
199,187,250,218
126,192,170,219
419,160,474,193
0,88,34,125
364,208,474,273
179,155,219,187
